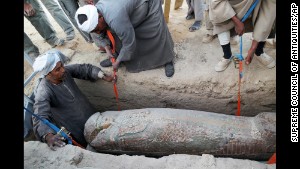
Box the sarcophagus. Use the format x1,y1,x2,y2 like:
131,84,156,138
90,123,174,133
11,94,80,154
84,108,275,160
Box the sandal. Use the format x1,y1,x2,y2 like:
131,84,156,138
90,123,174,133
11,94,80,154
99,46,106,53
186,14,195,20
189,21,201,32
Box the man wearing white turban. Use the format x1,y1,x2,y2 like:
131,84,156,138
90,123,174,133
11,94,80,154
32,49,115,150
75,0,175,77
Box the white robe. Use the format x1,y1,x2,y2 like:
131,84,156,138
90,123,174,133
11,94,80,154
209,0,276,42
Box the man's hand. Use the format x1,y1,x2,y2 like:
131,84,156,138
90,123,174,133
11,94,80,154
232,16,244,36
84,0,94,5
112,60,120,71
45,133,66,151
104,45,115,59
24,2,35,16
107,53,115,59
245,40,259,65
102,74,117,83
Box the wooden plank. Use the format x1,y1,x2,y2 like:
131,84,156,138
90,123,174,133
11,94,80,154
174,0,184,10
164,0,171,23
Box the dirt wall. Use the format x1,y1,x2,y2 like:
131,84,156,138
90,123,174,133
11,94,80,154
74,36,276,116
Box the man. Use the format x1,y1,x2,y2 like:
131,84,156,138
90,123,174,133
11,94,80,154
57,0,96,43
201,0,238,44
39,0,76,41
75,0,175,77
24,32,40,59
77,0,121,66
201,0,216,43
32,49,115,150
185,0,204,32
24,0,65,48
209,0,276,72
92,30,122,68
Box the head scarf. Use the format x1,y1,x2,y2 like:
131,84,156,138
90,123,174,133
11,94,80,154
32,49,62,78
75,5,98,33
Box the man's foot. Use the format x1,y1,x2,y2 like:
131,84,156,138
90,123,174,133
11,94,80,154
215,57,232,72
255,53,276,68
87,39,94,43
186,14,195,20
28,51,40,58
50,38,65,48
189,21,201,32
66,31,75,41
27,51,39,62
99,46,106,53
100,58,112,67
165,62,174,77
202,34,217,43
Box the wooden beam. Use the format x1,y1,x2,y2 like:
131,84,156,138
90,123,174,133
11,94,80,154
174,0,184,10
164,0,171,23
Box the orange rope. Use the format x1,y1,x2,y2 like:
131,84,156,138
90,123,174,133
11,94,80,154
236,60,243,116
68,135,85,149
111,57,120,111
106,30,115,54
106,30,121,111
72,139,85,149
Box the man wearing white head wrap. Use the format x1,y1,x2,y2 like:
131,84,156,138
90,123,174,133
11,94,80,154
32,49,115,150
32,49,66,77
75,4,99,33
75,0,175,77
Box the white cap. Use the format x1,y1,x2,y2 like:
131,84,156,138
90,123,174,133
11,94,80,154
32,49,62,77
75,5,99,33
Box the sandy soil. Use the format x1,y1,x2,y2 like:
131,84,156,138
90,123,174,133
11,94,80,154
24,1,276,115
24,141,276,169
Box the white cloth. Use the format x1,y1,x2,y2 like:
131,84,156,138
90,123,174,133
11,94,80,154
32,49,62,77
75,5,98,33
97,71,104,78
218,31,230,45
